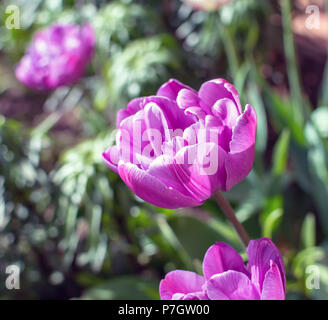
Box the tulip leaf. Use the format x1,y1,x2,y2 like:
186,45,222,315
259,75,305,146
156,215,194,271
168,215,242,262
311,106,328,140
301,213,316,249
262,208,283,239
247,77,268,155
305,116,328,236
272,129,291,176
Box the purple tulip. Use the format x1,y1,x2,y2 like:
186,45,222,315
103,78,256,209
15,23,95,90
160,238,286,300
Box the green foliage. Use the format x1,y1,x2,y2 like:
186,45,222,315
104,34,182,108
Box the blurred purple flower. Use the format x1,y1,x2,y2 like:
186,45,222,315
15,23,95,90
103,78,256,209
183,0,232,11
160,238,286,300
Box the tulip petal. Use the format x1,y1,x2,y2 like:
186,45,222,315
118,162,202,209
204,115,232,152
225,105,257,190
160,270,205,300
206,271,260,300
144,102,171,152
143,96,194,130
117,97,145,126
118,109,147,162
147,155,191,196
15,56,36,88
157,79,195,100
174,143,227,201
184,107,206,121
261,262,285,300
212,98,240,128
229,105,257,153
116,109,131,127
177,89,200,109
203,242,248,280
247,238,286,292
81,24,96,54
199,79,242,114
173,292,208,300
102,147,119,173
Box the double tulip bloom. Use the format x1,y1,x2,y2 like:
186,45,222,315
103,78,257,209
16,23,95,90
160,238,286,300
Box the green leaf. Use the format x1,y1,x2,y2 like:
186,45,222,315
305,117,328,235
259,74,305,146
235,189,264,223
272,129,291,176
168,215,243,262
311,106,328,139
280,0,305,126
301,213,316,249
247,78,268,155
156,215,194,271
262,208,283,239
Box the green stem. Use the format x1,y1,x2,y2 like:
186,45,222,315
213,191,250,247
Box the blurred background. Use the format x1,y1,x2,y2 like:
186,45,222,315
0,0,328,300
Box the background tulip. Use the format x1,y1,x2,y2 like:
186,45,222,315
15,23,95,90
182,0,232,11
160,238,286,300
103,78,257,209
